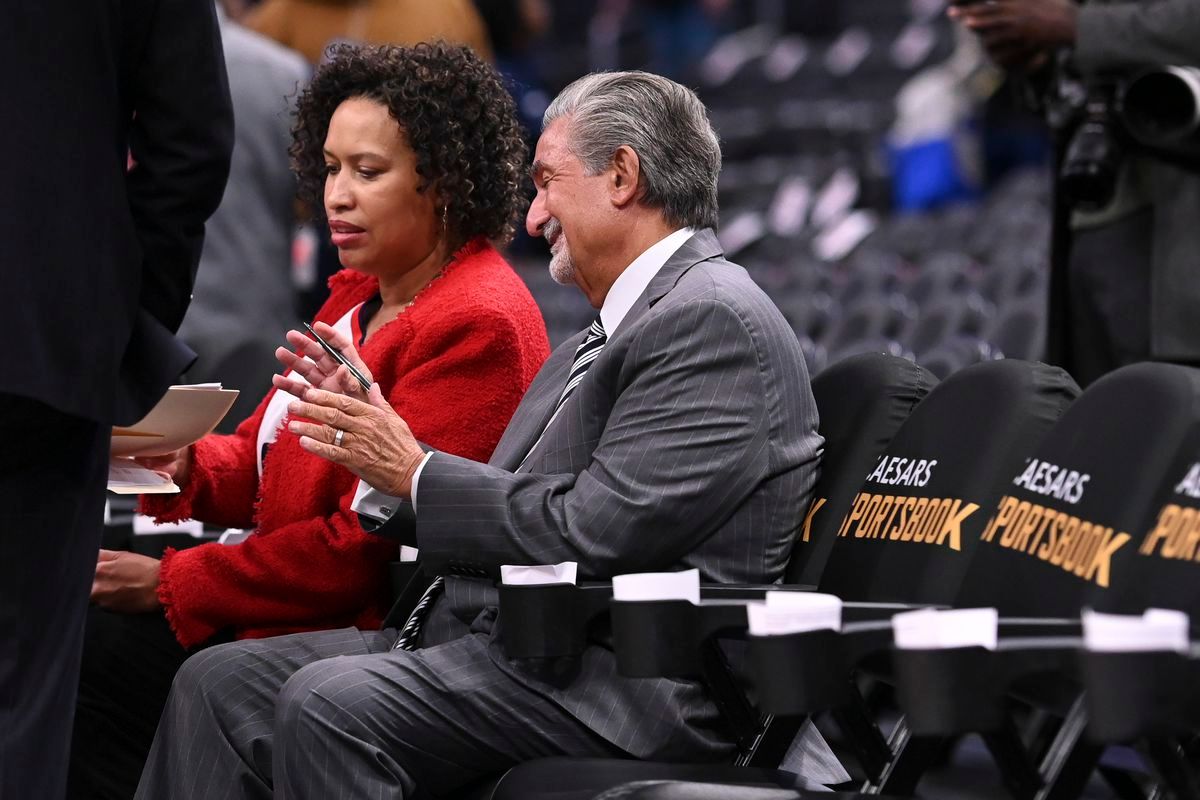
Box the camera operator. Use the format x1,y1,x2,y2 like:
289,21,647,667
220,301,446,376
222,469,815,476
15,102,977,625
950,0,1200,387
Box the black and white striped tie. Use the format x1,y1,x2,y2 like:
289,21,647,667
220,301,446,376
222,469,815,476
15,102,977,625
392,576,444,651
555,317,607,414
393,318,610,652
517,317,607,472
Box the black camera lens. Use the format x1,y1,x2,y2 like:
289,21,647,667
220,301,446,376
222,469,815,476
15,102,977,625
1059,97,1123,211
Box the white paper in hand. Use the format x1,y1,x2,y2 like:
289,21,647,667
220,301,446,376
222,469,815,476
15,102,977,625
611,569,700,604
893,607,998,650
131,513,203,537
107,457,179,495
747,592,843,636
500,562,578,586
1082,607,1190,654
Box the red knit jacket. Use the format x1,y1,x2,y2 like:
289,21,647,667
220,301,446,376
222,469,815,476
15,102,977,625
143,239,549,648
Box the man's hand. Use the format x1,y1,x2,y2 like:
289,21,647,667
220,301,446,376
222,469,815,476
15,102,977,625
273,321,375,400
286,384,426,498
949,0,1077,70
92,550,162,613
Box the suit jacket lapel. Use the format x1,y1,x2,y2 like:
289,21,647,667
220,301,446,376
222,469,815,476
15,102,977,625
488,334,583,469
491,229,724,470
615,228,724,335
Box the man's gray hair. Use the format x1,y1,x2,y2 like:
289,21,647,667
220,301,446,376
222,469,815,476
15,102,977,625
544,71,721,230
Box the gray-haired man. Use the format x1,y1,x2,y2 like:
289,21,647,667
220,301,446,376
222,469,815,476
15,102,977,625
136,71,836,799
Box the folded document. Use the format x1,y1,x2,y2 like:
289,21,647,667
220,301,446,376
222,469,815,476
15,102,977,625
108,383,239,493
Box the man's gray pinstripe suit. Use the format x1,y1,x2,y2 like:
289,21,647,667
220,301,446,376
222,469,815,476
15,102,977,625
134,229,838,799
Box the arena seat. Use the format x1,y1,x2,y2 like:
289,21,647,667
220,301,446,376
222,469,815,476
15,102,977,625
890,363,1200,797
478,354,937,798
486,360,1076,800
788,353,936,585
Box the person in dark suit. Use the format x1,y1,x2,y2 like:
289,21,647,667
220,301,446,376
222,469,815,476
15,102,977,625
0,2,232,796
951,0,1200,386
134,71,843,799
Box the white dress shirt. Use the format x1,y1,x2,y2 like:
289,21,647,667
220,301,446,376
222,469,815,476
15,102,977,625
351,227,696,525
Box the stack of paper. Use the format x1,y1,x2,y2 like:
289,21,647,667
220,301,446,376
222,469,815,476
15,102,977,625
108,383,239,494
748,592,843,636
612,569,700,604
892,607,999,650
1082,608,1190,653
500,562,578,586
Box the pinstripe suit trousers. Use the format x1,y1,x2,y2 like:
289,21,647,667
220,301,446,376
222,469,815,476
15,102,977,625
134,625,626,799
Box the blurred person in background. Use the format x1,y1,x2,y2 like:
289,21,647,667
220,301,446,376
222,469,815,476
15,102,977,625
0,2,232,798
68,43,548,800
476,0,552,137
951,0,1200,386
593,0,732,79
239,0,494,320
177,2,310,432
241,0,492,65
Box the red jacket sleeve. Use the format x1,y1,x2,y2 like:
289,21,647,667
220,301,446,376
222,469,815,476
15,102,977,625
158,485,394,647
139,395,269,529
140,281,366,527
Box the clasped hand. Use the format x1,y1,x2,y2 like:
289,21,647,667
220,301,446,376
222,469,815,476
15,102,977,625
92,550,161,613
273,321,425,498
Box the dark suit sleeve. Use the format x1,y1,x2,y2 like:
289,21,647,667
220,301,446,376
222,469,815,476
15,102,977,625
412,298,774,578
1075,0,1200,75
126,0,233,332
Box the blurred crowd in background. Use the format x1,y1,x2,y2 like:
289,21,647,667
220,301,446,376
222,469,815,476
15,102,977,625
199,0,1069,431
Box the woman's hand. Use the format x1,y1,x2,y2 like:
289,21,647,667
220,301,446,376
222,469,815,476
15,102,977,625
132,447,192,487
285,384,426,498
92,550,162,613
273,321,375,400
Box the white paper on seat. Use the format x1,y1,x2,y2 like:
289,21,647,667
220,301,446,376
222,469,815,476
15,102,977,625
131,513,203,537
747,591,843,636
1082,607,1190,653
399,545,420,563
611,568,700,605
892,607,998,650
500,562,578,586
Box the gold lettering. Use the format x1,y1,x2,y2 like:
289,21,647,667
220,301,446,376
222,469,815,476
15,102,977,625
1179,508,1200,561
936,499,977,551
916,499,949,544
881,496,906,539
900,498,929,541
1084,529,1130,588
864,495,896,540
1027,508,1057,555
838,493,868,538
1011,503,1044,553
999,501,1032,548
981,495,1016,543
801,497,826,543
1141,504,1178,556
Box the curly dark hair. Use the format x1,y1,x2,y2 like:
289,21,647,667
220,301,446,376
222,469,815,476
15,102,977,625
291,42,528,246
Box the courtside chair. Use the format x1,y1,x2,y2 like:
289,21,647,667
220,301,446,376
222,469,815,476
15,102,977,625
473,353,936,800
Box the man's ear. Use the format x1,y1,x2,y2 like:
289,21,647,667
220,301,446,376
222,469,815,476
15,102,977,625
608,145,642,208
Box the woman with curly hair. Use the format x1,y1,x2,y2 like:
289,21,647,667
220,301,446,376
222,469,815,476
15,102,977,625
68,42,549,799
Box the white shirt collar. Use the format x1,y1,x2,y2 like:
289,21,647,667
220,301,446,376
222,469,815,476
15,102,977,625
599,227,695,337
